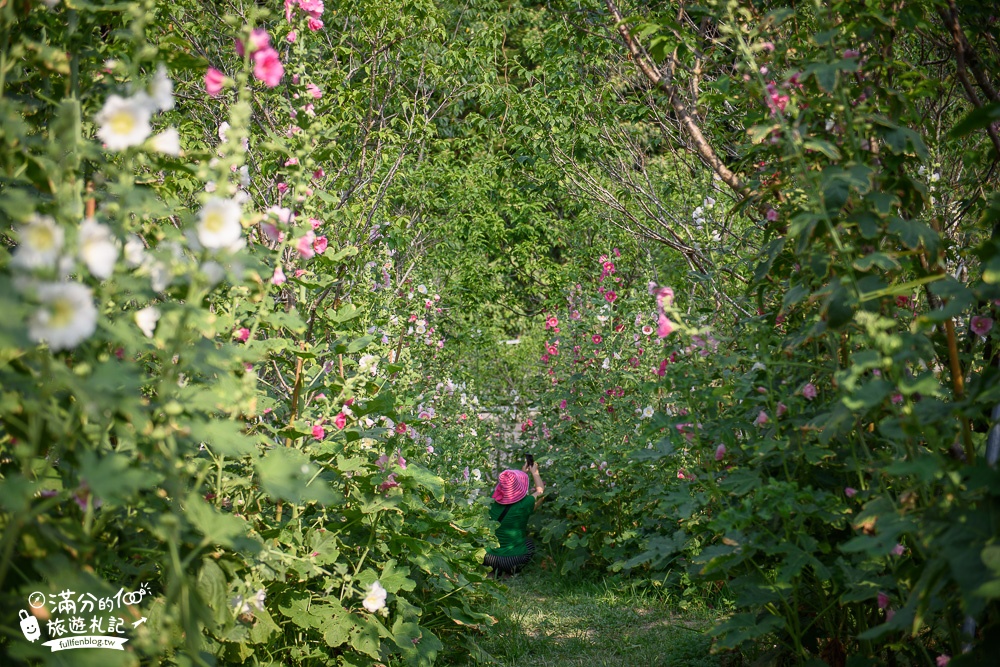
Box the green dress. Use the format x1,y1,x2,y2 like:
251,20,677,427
487,494,535,557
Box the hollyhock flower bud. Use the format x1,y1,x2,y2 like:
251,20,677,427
312,423,325,439
877,592,889,609
308,17,323,31
754,410,769,426
334,412,347,429
271,265,286,285
802,382,817,400
844,487,857,497
235,327,250,342
286,31,297,43
715,444,726,461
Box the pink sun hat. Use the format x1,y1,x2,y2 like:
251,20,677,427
492,469,530,504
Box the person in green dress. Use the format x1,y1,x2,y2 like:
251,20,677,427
484,462,545,576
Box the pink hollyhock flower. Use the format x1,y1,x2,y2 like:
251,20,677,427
936,656,950,666
284,157,298,166
843,49,860,58
845,487,857,497
971,315,993,337
379,473,399,492
313,168,325,180
604,290,617,304
205,67,225,96
309,217,322,230
306,83,323,99
334,412,347,429
308,17,323,31
895,295,909,307
235,327,250,342
395,422,407,435
397,453,407,468
754,410,769,426
657,312,674,338
613,247,620,257
248,28,270,52
284,0,297,22
677,468,689,480
891,543,905,556
655,286,674,309
877,591,889,609
297,231,316,258
802,382,817,400
760,41,775,52
271,265,286,285
592,334,603,344
545,315,559,329
891,393,903,404
766,208,779,222
312,423,325,439
299,0,323,17
559,399,567,409
546,344,558,355
776,402,788,417
286,31,297,43
715,444,726,461
313,236,328,254
252,47,284,87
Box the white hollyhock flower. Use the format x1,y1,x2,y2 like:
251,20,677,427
201,260,225,286
218,122,230,143
150,128,180,156
78,218,119,280
95,94,152,150
196,197,243,251
642,406,654,419
362,581,387,612
124,235,146,267
358,354,379,375
150,63,174,111
238,165,251,187
28,282,98,351
148,260,170,292
135,306,160,338
416,284,427,294
12,214,64,270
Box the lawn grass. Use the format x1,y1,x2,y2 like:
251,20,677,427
463,568,727,667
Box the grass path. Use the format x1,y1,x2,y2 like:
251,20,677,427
468,569,725,667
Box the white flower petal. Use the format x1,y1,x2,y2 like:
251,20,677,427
78,218,119,280
95,94,152,151
13,214,64,271
196,197,243,251
150,127,181,156
135,306,160,338
28,281,97,351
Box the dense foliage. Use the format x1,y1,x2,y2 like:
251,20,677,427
2,0,1000,666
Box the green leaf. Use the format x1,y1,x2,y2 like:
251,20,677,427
853,252,900,272
78,451,162,505
803,138,841,160
257,447,338,505
950,101,1000,137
